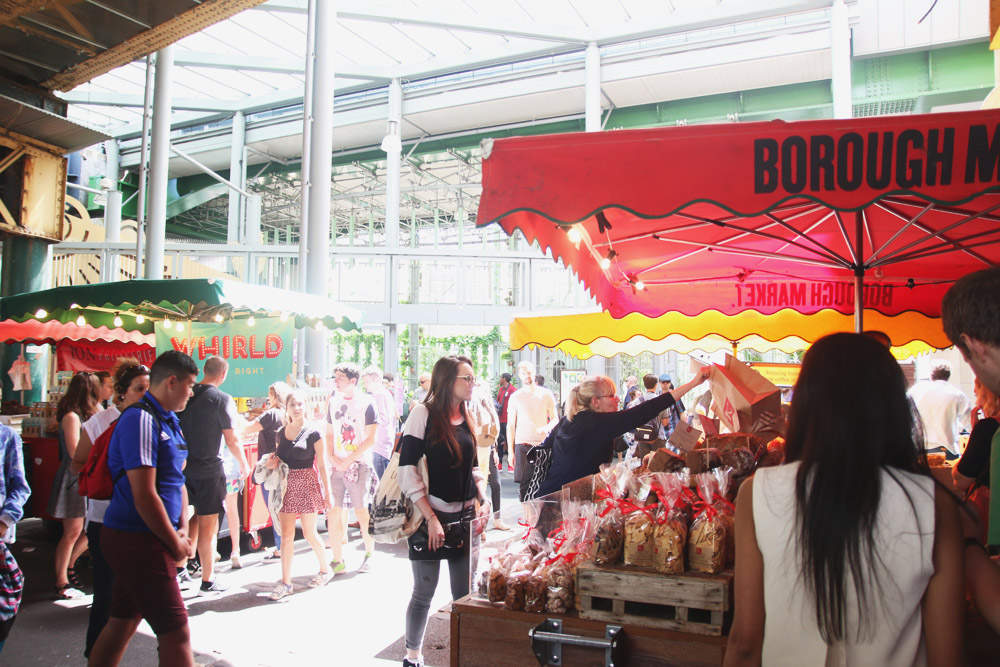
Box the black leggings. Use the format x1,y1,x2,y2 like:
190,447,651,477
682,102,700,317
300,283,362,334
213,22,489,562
84,521,114,658
487,447,501,512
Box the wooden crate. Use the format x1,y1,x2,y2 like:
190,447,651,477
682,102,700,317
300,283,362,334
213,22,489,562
576,562,734,636
451,596,727,667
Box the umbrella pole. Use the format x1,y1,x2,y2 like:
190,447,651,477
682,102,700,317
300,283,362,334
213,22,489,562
854,210,864,334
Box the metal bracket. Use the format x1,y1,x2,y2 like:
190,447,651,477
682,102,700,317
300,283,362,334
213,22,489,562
529,618,624,667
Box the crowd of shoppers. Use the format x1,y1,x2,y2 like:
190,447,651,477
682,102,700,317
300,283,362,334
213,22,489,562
0,267,995,666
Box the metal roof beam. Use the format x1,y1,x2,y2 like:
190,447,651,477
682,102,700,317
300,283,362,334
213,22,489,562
58,91,240,112
173,51,392,80
337,3,588,44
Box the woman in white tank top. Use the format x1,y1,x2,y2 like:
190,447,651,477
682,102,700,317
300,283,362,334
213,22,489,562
725,333,964,667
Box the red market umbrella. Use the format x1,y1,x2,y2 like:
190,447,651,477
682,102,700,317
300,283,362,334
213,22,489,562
478,110,1000,331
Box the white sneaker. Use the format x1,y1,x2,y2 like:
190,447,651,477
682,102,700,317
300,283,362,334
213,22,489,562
268,582,292,601
309,571,334,588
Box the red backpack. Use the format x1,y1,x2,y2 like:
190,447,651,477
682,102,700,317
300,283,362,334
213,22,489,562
78,401,161,500
77,418,120,500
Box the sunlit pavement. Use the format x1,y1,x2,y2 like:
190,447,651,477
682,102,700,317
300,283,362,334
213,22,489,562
3,470,523,666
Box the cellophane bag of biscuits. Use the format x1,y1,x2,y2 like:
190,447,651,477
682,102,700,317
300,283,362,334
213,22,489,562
650,473,688,574
544,502,595,614
623,473,657,567
591,465,628,566
711,466,737,568
688,472,728,574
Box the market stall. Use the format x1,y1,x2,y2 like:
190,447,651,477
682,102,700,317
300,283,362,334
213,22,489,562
472,111,1000,664
0,278,362,546
0,319,155,519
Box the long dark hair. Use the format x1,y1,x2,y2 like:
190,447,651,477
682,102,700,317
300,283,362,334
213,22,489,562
56,371,101,422
424,355,472,468
784,333,927,643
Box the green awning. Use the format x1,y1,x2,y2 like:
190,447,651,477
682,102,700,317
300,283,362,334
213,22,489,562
0,278,362,334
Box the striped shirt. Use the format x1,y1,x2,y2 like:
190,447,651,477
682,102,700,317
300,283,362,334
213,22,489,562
104,393,188,533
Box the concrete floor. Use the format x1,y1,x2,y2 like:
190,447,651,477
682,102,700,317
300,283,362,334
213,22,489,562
2,468,525,666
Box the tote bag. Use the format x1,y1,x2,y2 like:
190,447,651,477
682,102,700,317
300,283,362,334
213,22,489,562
368,450,429,544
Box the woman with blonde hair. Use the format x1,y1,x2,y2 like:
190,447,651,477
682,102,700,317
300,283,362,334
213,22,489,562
534,370,708,498
49,371,102,599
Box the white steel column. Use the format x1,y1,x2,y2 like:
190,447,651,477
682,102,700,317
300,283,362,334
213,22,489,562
297,0,317,380
383,78,403,375
585,42,601,132
830,0,852,119
103,139,121,282
145,46,174,280
135,55,154,279
305,0,335,377
384,78,402,250
227,111,246,244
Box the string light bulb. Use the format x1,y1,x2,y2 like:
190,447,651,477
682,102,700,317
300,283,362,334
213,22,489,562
600,249,617,270
76,315,86,326
247,316,256,327
214,313,224,323
634,280,645,291
35,308,47,318
566,226,582,244
315,320,325,331
162,317,172,330
135,314,145,324
113,313,123,327
279,312,289,322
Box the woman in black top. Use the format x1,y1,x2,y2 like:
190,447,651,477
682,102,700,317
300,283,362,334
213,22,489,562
265,389,332,600
398,355,490,667
536,369,709,497
244,381,290,560
953,378,1000,491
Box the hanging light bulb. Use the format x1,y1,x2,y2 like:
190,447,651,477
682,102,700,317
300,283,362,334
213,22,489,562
113,313,123,327
316,320,325,331
162,317,172,330
634,280,645,291
70,303,80,309
279,312,289,322
76,314,86,327
247,316,256,327
135,314,145,324
334,315,343,324
35,308,47,318
600,249,617,270
566,226,582,244
214,313,224,323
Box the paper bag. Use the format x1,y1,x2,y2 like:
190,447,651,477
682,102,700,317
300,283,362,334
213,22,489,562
668,421,703,452
698,414,720,437
709,355,781,433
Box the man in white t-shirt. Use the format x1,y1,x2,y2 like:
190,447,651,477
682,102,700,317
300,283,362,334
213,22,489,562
326,362,378,573
507,361,557,502
907,360,971,459
361,365,397,480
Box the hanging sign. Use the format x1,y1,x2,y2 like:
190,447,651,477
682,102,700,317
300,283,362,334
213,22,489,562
155,318,294,397
57,340,155,372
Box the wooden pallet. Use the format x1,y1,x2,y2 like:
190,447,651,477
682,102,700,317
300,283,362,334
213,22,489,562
575,562,734,636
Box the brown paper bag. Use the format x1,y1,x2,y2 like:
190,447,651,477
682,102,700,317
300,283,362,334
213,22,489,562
709,355,781,432
668,421,702,453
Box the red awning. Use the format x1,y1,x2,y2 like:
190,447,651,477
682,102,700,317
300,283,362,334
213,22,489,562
0,319,154,346
478,110,1000,320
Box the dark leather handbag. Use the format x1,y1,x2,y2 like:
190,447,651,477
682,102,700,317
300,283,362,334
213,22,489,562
408,465,475,561
408,504,476,561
